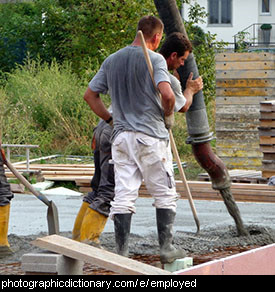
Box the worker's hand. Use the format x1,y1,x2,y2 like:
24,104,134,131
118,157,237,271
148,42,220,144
164,112,175,129
186,72,203,95
105,116,113,128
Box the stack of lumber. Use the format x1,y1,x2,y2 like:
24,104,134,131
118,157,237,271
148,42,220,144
198,169,267,184
215,52,275,170
75,177,275,203
259,100,275,178
5,164,95,181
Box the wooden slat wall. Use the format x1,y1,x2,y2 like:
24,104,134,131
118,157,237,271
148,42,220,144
215,52,275,170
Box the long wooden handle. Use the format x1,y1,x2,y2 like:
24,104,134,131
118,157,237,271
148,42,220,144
168,129,200,232
137,30,200,233
1,148,51,206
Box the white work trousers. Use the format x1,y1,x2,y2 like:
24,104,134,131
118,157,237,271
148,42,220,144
109,131,178,219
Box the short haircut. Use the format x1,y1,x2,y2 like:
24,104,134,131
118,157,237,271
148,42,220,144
159,32,193,59
137,15,164,39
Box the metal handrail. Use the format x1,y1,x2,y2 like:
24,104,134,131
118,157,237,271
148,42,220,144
233,23,275,51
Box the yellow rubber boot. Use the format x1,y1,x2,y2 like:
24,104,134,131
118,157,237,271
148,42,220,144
79,208,107,246
0,204,13,258
72,201,90,241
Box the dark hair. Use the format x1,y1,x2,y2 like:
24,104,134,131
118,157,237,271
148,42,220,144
159,32,193,59
137,15,164,38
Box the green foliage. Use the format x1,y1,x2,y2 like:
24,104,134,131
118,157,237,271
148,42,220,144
0,0,225,159
0,0,156,78
0,58,97,155
234,31,250,52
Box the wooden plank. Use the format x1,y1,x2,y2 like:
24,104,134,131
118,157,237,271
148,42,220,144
216,88,273,97
216,122,259,131
215,52,275,62
262,170,275,178
260,136,275,144
263,153,275,160
216,130,260,142
216,104,259,114
216,79,275,88
43,176,92,182
215,148,261,158
216,70,275,79
32,235,171,275
211,157,262,169
216,61,275,71
78,179,275,203
139,181,275,203
259,120,275,127
216,96,274,105
10,183,25,193
259,112,275,120
262,160,275,170
260,145,275,153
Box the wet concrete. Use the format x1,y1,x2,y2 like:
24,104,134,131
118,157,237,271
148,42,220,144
3,193,275,265
9,193,275,236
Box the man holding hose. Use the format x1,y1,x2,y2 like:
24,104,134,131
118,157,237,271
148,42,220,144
82,16,202,264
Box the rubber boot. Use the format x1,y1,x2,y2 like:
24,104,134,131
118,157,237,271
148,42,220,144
156,208,187,264
72,201,90,241
114,213,132,257
0,204,13,258
79,208,108,246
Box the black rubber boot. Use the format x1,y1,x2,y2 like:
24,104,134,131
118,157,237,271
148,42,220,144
114,213,132,257
156,208,187,264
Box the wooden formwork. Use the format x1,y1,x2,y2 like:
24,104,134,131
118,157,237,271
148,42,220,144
215,52,275,170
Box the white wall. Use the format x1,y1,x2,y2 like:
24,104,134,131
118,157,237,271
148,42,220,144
182,0,261,44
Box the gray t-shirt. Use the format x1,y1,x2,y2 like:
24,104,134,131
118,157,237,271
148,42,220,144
89,45,171,141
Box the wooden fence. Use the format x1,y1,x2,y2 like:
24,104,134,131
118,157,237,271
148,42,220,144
215,52,275,170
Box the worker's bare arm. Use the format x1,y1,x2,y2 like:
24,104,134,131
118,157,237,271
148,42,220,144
84,87,112,121
157,81,175,116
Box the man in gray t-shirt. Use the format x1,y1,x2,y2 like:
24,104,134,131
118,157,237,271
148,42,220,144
83,16,200,264
89,43,171,142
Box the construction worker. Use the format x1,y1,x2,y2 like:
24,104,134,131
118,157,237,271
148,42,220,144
0,148,14,258
79,17,201,264
72,119,113,246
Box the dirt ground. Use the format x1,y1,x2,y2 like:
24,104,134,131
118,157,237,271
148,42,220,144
1,224,275,274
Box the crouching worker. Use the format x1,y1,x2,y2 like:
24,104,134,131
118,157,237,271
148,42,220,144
72,119,113,246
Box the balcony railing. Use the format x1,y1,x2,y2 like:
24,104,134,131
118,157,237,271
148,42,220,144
233,23,275,52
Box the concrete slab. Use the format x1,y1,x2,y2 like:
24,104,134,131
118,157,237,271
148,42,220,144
21,252,84,275
164,257,193,272
32,181,54,191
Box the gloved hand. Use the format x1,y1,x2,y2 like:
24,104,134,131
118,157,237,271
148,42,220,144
105,116,113,127
164,113,175,129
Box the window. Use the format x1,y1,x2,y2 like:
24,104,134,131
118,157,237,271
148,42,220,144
261,0,270,14
208,0,232,25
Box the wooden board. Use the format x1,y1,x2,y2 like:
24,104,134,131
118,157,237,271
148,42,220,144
216,88,273,96
216,70,275,79
32,235,171,275
215,52,275,170
216,61,274,71
75,178,275,203
4,163,95,181
216,79,275,88
215,52,275,62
